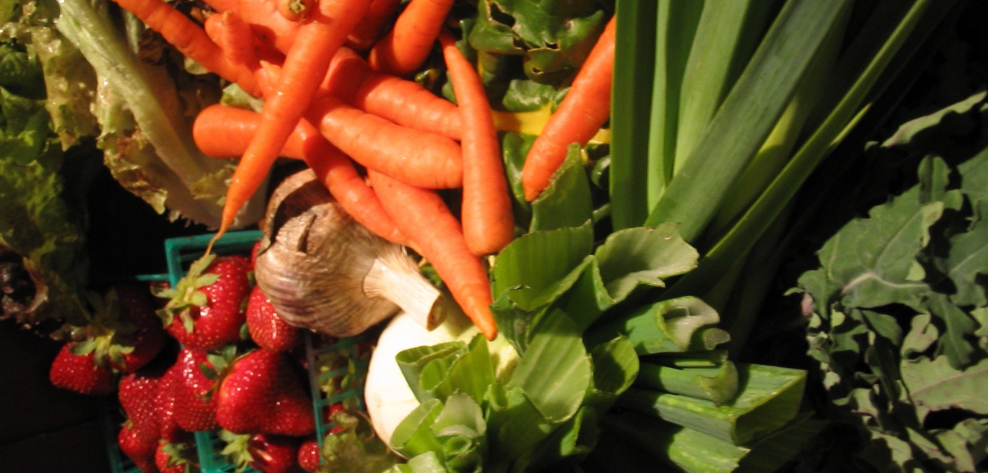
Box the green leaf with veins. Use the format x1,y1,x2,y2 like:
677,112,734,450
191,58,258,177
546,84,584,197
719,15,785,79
816,185,938,310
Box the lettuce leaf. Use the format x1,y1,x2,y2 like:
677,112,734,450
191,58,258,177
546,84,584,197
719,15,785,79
0,32,90,328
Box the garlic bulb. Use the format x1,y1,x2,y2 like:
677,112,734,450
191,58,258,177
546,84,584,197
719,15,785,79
253,169,447,337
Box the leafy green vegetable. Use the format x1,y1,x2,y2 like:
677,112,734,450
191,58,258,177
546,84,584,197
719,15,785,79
0,4,93,328
799,91,988,472
469,0,612,85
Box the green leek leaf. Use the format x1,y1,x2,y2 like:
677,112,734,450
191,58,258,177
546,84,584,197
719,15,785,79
609,0,656,229
617,363,807,445
644,0,850,242
635,361,739,403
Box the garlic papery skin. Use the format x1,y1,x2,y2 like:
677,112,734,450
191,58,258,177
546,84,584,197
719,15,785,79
254,169,445,337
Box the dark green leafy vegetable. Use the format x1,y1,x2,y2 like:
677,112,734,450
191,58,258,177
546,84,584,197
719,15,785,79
799,91,988,472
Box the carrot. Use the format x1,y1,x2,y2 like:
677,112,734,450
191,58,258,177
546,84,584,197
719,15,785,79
329,48,463,139
346,0,402,51
203,11,257,66
349,64,463,140
237,0,301,53
306,96,463,189
110,0,261,96
367,0,455,76
192,104,408,245
369,170,498,340
521,16,615,202
276,0,314,21
213,0,371,252
200,0,239,13
438,31,513,255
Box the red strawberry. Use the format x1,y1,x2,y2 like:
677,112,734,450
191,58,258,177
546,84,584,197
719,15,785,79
297,437,320,473
246,286,301,351
118,423,159,473
155,363,191,443
326,403,350,435
219,431,300,473
216,349,315,436
155,254,252,351
107,284,167,372
119,369,163,444
249,434,300,473
49,342,115,394
171,348,221,432
250,241,261,269
155,441,199,473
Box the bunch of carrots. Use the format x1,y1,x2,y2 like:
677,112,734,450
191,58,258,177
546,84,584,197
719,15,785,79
109,0,615,340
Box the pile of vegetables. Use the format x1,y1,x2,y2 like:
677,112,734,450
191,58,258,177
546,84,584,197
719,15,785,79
3,0,985,471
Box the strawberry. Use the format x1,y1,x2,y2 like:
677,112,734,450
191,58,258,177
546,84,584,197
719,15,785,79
107,284,167,372
170,348,221,432
155,441,199,473
49,342,115,394
246,286,301,351
119,369,163,444
220,431,300,473
155,254,252,352
297,437,320,473
155,362,191,444
250,241,261,269
118,423,159,473
216,349,315,436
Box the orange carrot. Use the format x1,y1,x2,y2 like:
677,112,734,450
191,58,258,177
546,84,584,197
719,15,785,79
369,170,498,340
438,31,513,255
367,0,455,76
346,0,401,51
306,96,463,189
521,16,615,202
276,0,314,21
349,65,463,140
203,11,257,66
200,0,239,14
214,0,371,251
330,48,463,139
230,0,301,54
192,104,408,246
252,47,461,138
110,0,261,96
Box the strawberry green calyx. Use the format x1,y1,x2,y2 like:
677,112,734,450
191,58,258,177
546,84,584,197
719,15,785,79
218,430,254,471
158,441,198,473
154,253,221,333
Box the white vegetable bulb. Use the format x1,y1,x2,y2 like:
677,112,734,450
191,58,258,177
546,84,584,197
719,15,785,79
365,304,519,448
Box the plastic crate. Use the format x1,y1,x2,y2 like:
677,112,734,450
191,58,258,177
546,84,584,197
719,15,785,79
104,230,372,473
